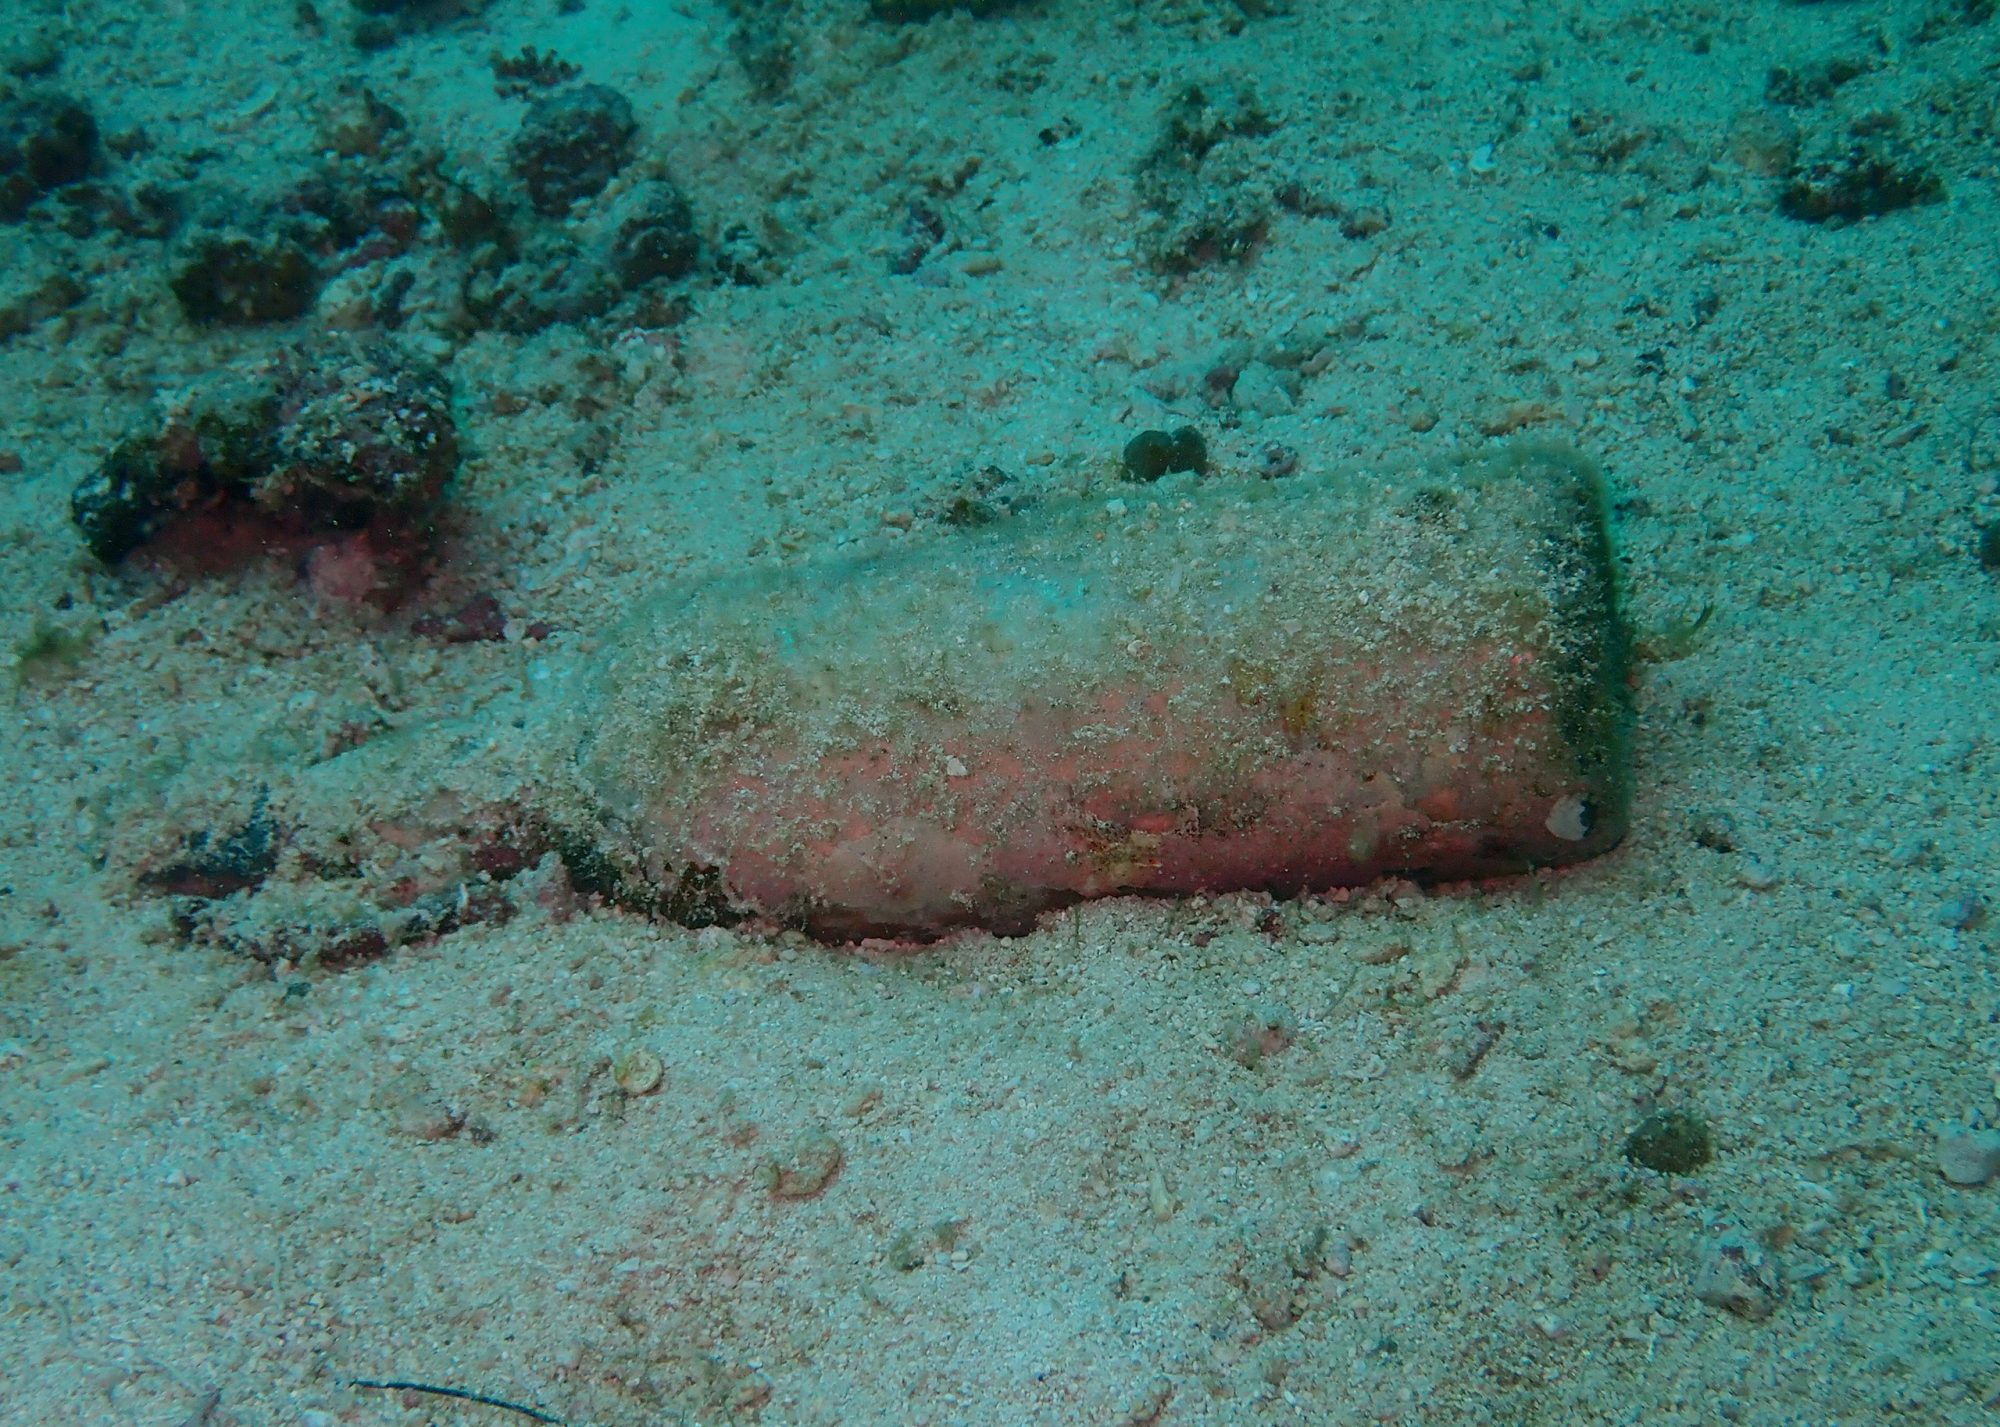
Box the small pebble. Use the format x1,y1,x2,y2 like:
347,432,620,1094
1936,1125,2000,1187
1254,442,1299,479
1231,360,1296,417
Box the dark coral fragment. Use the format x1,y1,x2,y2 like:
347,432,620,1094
0,89,97,222
606,177,701,287
508,83,637,216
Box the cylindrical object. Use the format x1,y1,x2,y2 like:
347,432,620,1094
577,443,1633,940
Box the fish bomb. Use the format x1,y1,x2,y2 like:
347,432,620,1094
578,443,1635,940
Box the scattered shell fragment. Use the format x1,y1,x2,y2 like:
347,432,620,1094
763,1129,843,1199
613,1047,665,1096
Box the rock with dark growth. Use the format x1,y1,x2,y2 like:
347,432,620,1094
606,177,700,287
259,346,458,527
509,84,637,216
71,342,457,568
0,90,98,221
70,373,280,563
462,231,619,333
169,230,321,325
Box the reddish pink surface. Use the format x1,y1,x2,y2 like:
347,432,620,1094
660,643,1616,941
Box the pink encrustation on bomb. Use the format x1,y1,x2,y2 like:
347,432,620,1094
575,443,1634,941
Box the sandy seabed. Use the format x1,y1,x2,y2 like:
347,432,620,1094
2,0,1997,1423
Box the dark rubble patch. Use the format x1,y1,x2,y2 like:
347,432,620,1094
140,804,282,899
0,89,97,222
1133,81,1280,273
168,230,322,326
866,0,1024,21
1778,136,1944,222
